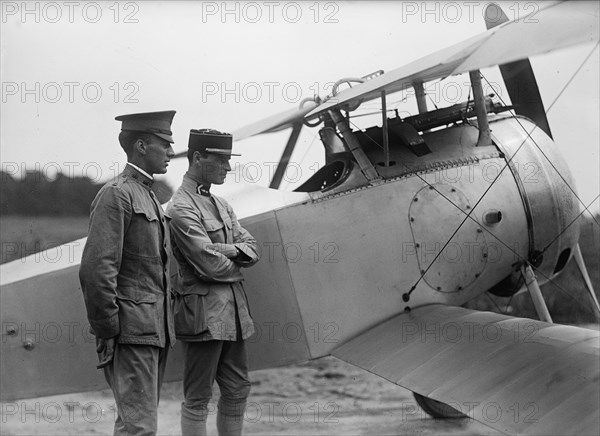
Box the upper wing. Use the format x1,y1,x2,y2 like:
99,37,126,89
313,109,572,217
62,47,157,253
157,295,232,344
309,1,599,118
233,1,598,140
332,304,600,435
232,100,318,141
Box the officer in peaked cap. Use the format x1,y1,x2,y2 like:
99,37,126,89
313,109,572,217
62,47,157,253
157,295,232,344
167,129,260,436
80,110,177,435
115,110,176,143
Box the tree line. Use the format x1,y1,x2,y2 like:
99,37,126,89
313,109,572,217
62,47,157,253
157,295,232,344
0,170,173,216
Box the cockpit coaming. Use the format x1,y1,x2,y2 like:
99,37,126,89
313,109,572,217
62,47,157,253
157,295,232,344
296,94,580,301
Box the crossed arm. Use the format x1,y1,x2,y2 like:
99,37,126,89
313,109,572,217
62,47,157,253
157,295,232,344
168,202,259,282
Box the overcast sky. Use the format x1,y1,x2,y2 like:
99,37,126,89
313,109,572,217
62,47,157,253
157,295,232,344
1,1,598,212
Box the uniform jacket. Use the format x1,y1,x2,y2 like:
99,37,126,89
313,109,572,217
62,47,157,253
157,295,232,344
79,164,175,347
166,172,260,341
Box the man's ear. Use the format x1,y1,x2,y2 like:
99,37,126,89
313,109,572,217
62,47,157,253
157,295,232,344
192,150,202,164
135,139,147,155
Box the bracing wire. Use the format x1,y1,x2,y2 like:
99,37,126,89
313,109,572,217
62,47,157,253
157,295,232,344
480,41,600,230
344,46,599,313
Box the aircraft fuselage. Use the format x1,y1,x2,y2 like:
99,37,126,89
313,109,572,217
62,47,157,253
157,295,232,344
0,114,580,399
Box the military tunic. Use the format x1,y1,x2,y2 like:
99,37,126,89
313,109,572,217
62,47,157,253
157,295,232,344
79,164,175,435
166,172,259,342
80,164,175,345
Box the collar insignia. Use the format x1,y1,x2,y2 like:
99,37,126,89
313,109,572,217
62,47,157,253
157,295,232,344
196,184,211,197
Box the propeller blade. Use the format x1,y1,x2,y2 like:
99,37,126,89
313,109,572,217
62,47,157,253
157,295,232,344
484,2,552,138
308,1,599,119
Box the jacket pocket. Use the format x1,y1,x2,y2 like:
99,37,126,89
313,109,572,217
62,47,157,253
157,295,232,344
201,217,224,238
178,268,209,296
117,287,160,337
132,202,159,222
174,294,207,336
124,201,161,259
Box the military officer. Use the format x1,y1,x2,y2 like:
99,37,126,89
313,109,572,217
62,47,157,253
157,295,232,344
166,129,260,436
79,110,177,435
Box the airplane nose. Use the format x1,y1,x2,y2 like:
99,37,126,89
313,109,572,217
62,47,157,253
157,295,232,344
492,117,580,281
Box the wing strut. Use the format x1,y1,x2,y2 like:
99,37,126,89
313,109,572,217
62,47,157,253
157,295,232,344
573,244,600,313
413,81,428,114
469,70,492,147
380,90,390,167
521,264,553,323
269,122,303,189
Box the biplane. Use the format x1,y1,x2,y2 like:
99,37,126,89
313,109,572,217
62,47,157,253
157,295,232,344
1,2,599,434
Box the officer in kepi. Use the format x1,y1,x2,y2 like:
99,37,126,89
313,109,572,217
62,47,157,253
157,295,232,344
79,110,177,435
166,129,260,436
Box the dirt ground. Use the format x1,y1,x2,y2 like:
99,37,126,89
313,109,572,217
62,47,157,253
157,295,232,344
1,356,500,436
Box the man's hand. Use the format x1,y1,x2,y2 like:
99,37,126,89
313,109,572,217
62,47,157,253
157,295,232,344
212,243,238,259
96,336,117,369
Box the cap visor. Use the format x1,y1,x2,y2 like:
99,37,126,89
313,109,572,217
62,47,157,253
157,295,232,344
153,132,174,143
205,148,241,156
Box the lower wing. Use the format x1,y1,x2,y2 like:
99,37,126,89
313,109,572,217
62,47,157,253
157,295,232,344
332,304,599,435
